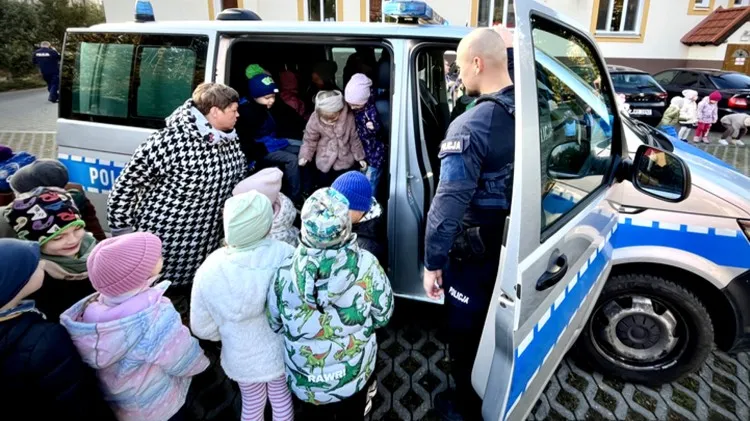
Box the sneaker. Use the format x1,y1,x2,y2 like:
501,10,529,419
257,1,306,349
719,139,729,146
736,139,745,146
702,137,711,144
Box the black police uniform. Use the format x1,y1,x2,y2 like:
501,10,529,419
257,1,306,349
32,47,61,103
425,85,515,418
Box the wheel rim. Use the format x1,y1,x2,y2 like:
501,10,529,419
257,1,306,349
589,294,689,371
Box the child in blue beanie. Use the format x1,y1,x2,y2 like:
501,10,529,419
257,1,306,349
332,171,385,264
0,239,115,420
235,64,308,206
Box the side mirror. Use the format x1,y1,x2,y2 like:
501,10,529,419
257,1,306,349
632,145,691,202
547,141,590,180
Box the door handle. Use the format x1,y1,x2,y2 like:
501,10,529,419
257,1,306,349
536,254,568,291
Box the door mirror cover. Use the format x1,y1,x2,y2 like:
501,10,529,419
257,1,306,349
631,144,691,203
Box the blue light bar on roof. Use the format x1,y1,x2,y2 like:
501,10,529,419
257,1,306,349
383,0,449,25
134,0,155,22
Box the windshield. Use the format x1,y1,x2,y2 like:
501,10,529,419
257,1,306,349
710,73,750,90
611,73,662,90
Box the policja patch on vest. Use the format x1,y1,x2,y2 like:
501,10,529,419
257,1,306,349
439,133,468,157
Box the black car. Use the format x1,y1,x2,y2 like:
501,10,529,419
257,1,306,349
607,65,667,126
653,68,750,126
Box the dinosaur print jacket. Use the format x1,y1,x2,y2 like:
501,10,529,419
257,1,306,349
267,237,394,404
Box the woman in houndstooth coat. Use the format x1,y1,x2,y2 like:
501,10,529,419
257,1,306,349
107,83,246,286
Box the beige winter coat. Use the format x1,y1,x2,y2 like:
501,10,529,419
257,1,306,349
300,106,366,173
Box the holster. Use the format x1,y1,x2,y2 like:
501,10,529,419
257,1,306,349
450,226,501,262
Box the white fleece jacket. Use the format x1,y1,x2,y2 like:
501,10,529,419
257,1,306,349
190,238,295,383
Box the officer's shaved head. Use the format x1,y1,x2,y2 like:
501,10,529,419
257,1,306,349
456,28,512,96
40,41,51,48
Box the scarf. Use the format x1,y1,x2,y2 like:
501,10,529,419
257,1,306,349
190,107,239,145
42,233,96,280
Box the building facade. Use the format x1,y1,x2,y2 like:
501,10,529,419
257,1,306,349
101,0,750,72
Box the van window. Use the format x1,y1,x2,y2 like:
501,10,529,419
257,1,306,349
61,33,209,129
532,17,616,233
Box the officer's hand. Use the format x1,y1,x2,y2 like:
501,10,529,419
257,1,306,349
359,160,368,170
423,268,443,300
299,158,308,166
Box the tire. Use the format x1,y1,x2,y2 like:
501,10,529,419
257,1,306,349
574,273,714,385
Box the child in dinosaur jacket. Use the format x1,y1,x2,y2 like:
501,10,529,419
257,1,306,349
267,188,394,421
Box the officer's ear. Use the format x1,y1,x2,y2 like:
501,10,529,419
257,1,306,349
472,56,483,75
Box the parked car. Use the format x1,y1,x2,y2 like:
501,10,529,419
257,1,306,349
608,65,667,126
653,68,750,127
56,2,695,419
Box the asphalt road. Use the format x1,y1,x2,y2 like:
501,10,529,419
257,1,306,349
0,88,58,132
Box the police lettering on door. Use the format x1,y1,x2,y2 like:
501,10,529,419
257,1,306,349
57,153,124,193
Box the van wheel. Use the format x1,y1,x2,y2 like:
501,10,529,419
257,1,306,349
575,273,713,385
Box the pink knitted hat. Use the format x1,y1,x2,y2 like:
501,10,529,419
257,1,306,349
87,232,163,298
344,73,372,106
232,168,283,204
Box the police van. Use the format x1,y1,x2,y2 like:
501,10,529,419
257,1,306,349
56,0,726,419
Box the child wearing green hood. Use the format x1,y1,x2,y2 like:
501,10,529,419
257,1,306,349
4,187,97,322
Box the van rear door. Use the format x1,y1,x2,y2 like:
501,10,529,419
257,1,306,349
472,2,625,419
58,30,213,227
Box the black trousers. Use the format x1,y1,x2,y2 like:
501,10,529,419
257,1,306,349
296,377,374,421
42,72,59,102
262,145,302,205
442,249,502,418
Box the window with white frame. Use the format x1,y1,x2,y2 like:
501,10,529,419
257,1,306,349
595,0,646,36
307,0,336,21
734,0,750,7
477,0,516,28
693,0,711,9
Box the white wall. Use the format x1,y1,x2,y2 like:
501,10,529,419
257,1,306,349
256,0,298,20
104,0,210,22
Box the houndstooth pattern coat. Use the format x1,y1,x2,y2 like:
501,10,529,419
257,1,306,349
107,100,246,286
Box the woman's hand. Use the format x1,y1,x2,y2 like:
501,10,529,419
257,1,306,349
299,158,308,166
359,160,368,170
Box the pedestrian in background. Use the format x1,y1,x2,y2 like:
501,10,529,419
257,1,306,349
719,113,750,146
0,238,116,421
694,91,721,144
107,82,246,287
658,96,684,138
61,232,209,421
33,41,61,103
678,89,699,142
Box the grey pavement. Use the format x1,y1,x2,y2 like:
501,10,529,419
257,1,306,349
0,88,57,132
2,92,750,420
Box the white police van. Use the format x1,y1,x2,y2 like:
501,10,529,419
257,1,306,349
57,1,696,419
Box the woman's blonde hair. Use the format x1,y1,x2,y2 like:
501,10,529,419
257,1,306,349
192,83,239,115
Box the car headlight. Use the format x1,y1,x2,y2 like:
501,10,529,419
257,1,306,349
738,220,750,240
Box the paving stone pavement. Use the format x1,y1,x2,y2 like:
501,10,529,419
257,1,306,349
3,121,750,420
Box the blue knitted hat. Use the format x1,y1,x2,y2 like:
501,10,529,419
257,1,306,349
332,171,372,212
0,239,40,308
248,73,278,99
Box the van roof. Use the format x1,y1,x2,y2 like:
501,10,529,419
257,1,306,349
70,20,473,40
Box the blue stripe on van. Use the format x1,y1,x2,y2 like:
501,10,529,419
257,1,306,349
504,222,614,417
57,154,125,194
613,217,750,269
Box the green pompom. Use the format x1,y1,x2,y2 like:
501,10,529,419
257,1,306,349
245,64,268,80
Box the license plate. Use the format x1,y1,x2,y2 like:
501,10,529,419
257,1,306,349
629,108,652,116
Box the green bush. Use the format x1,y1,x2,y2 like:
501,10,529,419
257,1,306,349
0,0,104,79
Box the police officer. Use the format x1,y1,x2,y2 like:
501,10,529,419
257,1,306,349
423,28,515,421
33,41,61,103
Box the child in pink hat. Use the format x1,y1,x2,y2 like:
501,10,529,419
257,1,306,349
60,232,209,421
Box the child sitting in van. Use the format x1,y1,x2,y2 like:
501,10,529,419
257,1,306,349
60,232,210,421
191,190,295,421
279,70,306,118
299,90,367,187
267,188,393,421
236,65,307,205
233,167,300,247
4,187,97,322
332,171,385,264
719,113,750,146
678,89,699,142
658,96,684,138
5,159,106,241
0,238,116,421
345,74,387,192
694,91,721,144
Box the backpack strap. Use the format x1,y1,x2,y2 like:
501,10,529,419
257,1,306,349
475,94,515,118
